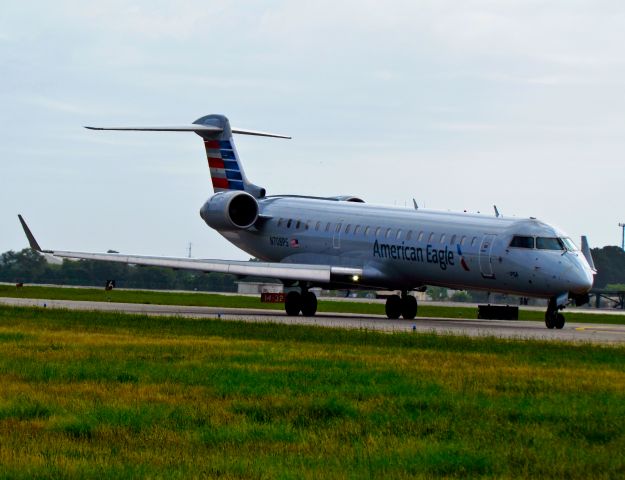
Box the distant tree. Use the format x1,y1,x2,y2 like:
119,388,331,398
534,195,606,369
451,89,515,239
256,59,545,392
591,246,625,288
427,286,448,301
0,249,47,282
0,248,238,292
450,290,472,302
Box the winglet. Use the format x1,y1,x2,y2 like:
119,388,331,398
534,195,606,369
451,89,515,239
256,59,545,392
17,215,42,252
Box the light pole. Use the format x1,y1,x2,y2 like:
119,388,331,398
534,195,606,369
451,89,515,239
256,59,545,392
619,223,625,251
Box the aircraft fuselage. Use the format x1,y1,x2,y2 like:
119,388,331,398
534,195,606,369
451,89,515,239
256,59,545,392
207,195,594,298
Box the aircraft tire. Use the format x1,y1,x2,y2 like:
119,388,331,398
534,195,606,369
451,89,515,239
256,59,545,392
401,295,417,320
555,313,565,329
545,312,556,329
301,291,318,316
385,295,402,319
285,291,302,316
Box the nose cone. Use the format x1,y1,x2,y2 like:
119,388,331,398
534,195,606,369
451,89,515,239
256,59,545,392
570,259,594,294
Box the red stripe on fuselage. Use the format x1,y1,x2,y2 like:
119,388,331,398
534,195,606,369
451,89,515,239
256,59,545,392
208,157,225,169
461,258,470,271
211,177,229,189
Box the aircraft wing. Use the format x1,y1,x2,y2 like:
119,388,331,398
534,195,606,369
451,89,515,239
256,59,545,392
17,215,360,284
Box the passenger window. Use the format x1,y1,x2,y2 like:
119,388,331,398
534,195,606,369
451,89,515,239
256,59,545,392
509,236,535,249
354,225,360,235
315,221,321,231
287,219,292,228
325,223,331,232
278,218,283,227
305,220,311,230
365,226,371,236
536,237,564,250
375,227,381,237
428,233,434,243
440,234,446,243
406,230,412,241
418,232,424,241
396,229,403,240
385,228,392,239
460,235,466,245
471,237,477,246
450,234,457,245
345,224,351,234
295,220,301,229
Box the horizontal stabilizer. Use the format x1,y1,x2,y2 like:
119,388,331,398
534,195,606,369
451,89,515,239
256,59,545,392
84,125,290,139
84,125,223,133
231,128,291,139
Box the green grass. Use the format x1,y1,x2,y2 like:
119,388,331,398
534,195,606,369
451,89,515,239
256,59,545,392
2,283,625,325
0,305,624,478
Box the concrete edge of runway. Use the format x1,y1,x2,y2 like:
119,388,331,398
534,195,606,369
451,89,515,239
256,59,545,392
2,296,625,345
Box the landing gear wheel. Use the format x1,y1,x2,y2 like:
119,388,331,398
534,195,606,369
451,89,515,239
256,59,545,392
385,295,402,319
555,313,565,329
401,295,418,320
285,291,301,316
301,291,318,316
545,297,559,329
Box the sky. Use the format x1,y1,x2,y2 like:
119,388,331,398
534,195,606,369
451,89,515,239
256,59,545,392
2,1,625,260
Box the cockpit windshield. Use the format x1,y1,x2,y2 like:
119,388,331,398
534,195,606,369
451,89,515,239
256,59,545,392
536,237,565,250
509,235,576,251
561,237,578,251
509,236,535,248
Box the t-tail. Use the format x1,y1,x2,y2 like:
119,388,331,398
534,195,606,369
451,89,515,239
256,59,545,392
85,114,290,199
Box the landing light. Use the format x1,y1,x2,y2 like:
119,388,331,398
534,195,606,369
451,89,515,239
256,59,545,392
352,275,360,282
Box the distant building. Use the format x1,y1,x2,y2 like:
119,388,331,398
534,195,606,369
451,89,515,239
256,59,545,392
236,281,283,295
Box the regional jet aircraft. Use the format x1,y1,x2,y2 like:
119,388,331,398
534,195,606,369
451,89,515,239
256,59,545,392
19,114,596,329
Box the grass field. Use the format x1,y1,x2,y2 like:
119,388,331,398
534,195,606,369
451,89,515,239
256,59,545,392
2,284,625,325
0,305,624,478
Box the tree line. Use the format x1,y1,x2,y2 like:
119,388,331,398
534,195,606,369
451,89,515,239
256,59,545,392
0,249,237,292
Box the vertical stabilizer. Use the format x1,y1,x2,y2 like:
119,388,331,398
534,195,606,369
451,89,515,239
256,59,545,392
193,114,266,198
581,235,597,273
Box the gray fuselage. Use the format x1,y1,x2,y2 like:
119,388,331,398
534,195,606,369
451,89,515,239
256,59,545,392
210,196,594,298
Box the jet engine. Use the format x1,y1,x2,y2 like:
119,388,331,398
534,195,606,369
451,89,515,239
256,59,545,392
200,191,259,230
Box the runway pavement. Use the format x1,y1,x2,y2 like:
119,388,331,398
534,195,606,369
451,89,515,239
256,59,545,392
2,297,625,344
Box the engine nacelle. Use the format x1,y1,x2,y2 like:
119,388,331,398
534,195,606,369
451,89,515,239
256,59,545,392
200,191,259,230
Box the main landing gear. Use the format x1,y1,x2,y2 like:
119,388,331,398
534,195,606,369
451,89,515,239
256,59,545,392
545,297,565,329
285,289,318,317
385,292,418,320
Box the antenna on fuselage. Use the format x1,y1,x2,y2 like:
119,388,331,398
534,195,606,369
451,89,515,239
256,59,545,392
413,198,419,210
493,205,500,218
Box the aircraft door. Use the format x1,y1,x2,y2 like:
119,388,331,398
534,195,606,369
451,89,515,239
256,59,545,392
479,234,496,279
333,222,342,249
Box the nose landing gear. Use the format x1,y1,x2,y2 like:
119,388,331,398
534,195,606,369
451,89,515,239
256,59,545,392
385,291,418,320
545,298,565,329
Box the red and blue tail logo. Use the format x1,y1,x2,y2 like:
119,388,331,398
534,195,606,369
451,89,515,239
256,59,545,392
457,244,471,271
205,139,244,192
